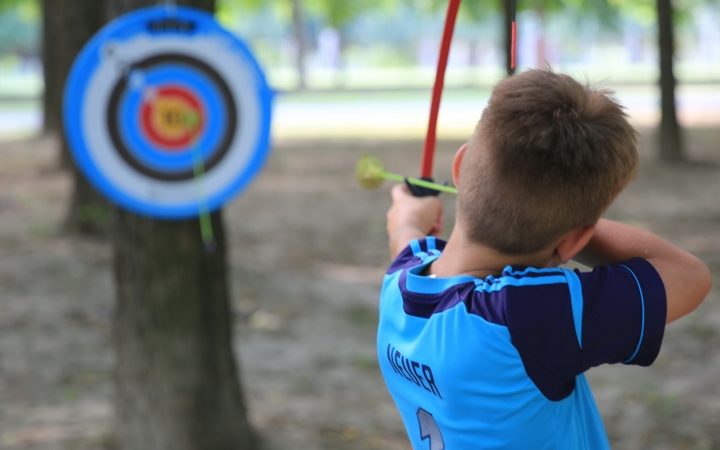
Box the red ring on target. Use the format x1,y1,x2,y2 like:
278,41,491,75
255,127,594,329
140,85,204,151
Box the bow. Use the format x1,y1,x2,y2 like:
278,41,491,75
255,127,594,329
356,0,518,195
411,0,518,197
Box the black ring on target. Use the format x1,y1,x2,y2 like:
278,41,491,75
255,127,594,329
107,53,238,182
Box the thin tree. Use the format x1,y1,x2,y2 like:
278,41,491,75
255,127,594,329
610,0,684,161
656,0,682,161
290,0,308,89
106,0,258,448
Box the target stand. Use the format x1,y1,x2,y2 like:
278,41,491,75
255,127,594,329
64,6,273,219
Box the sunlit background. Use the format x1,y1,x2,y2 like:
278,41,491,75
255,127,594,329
1,0,719,140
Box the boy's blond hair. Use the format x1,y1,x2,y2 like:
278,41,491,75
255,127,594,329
458,69,638,254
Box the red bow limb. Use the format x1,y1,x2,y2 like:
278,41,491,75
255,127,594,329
420,0,461,180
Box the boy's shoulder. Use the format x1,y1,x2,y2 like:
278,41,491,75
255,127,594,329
383,238,667,398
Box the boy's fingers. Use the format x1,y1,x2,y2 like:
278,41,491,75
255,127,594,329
391,183,411,200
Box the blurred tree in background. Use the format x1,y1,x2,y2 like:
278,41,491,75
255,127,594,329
656,0,683,160
101,1,259,449
420,0,620,74
608,0,710,160
504,0,619,68
308,0,387,46
43,0,112,235
0,0,111,234
220,0,309,88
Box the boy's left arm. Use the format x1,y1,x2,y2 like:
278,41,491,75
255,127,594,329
386,184,444,259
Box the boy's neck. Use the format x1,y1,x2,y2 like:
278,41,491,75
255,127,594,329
430,226,555,279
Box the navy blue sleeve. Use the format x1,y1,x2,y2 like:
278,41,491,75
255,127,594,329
577,258,666,368
505,259,666,401
386,237,446,275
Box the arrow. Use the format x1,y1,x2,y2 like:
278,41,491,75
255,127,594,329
355,155,457,195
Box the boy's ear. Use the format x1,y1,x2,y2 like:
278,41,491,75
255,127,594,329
452,143,468,187
555,225,596,264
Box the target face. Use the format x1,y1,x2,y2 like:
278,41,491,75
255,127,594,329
64,6,273,219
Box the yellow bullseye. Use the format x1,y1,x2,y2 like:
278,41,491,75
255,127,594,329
151,97,199,139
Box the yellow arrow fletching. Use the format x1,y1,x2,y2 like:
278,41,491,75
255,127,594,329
355,156,458,194
356,155,386,189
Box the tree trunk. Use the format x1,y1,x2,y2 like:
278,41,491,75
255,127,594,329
42,0,62,136
290,0,307,90
42,0,105,168
66,164,113,235
108,1,258,449
656,0,683,161
113,210,257,450
41,0,112,234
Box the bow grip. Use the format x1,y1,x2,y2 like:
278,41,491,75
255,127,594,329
405,177,444,197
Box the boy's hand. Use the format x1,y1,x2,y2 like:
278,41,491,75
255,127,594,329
387,184,444,259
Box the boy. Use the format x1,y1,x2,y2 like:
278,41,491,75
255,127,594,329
378,69,712,449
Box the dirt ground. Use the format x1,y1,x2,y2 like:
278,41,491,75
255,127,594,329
0,128,719,450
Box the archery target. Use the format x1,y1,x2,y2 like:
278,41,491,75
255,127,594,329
63,6,273,219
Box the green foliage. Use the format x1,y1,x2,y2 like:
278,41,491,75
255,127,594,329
0,0,39,55
217,0,287,19
305,0,388,29
421,0,619,25
219,0,400,30
607,0,712,25
215,0,294,34
419,0,496,22
0,0,38,17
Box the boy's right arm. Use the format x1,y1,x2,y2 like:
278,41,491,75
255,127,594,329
575,219,712,324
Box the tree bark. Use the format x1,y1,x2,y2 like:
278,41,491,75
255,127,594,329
656,0,683,161
42,0,62,135
66,164,113,235
42,0,106,168
290,0,307,90
113,210,257,450
108,1,258,449
41,0,112,234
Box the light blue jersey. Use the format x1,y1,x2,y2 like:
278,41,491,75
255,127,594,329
377,238,666,449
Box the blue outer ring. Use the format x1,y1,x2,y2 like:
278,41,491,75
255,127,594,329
63,6,273,220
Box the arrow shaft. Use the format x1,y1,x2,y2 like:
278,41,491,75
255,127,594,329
380,172,458,195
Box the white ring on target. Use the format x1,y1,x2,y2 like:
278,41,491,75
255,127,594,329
64,6,273,219
82,35,261,207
